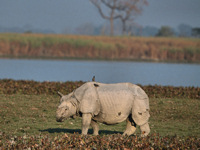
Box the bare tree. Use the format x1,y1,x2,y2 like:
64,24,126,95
117,0,148,35
90,0,148,35
90,0,118,35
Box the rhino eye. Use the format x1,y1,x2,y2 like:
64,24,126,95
65,106,69,110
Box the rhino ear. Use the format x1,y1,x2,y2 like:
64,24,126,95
57,91,64,97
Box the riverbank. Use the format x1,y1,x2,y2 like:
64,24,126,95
0,33,200,63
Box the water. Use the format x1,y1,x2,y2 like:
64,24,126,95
0,59,200,87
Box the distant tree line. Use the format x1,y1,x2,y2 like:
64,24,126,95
71,23,200,38
192,28,200,37
0,25,55,34
1,23,199,38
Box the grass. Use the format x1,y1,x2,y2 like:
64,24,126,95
0,33,115,50
0,33,200,63
0,33,199,56
0,94,199,138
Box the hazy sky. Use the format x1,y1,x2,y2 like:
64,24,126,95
0,0,200,33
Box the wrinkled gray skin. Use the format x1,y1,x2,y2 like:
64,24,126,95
56,82,150,137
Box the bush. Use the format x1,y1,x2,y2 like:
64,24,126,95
0,79,199,99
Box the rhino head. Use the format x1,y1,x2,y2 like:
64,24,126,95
56,92,78,122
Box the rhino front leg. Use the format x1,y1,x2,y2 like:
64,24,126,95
140,122,150,137
91,120,99,135
123,116,136,136
82,113,92,135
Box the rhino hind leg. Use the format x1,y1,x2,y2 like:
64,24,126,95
91,120,99,135
140,122,150,137
123,115,136,136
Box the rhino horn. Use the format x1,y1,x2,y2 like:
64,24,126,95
57,91,64,97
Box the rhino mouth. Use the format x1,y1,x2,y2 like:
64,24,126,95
56,117,65,122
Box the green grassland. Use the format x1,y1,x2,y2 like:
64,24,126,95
0,93,200,149
0,94,199,137
0,79,200,148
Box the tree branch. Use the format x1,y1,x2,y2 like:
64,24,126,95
89,0,110,19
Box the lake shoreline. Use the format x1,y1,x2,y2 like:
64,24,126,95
1,56,200,65
1,59,200,87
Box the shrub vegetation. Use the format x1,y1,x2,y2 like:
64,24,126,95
0,79,199,99
0,33,200,63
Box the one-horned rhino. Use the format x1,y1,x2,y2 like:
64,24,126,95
56,82,150,137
